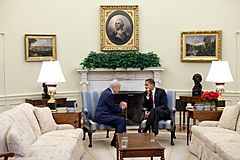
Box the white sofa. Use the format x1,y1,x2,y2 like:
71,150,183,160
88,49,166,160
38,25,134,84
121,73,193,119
189,102,240,160
0,103,86,160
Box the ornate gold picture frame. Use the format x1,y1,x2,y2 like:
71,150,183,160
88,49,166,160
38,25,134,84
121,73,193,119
100,5,139,51
25,34,57,62
181,31,222,62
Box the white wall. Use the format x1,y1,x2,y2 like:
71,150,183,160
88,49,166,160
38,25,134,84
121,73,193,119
0,0,240,108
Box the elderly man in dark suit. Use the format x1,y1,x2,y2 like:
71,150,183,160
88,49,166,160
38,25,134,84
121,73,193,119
94,79,127,146
142,78,171,135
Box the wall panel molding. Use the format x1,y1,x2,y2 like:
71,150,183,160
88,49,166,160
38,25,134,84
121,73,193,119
0,91,81,112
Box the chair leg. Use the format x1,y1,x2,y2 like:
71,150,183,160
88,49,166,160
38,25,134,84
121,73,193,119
173,124,176,139
170,127,175,146
138,124,142,133
106,129,110,138
88,131,93,147
82,127,87,140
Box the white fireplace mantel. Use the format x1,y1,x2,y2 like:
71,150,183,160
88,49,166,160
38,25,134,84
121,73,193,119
76,67,165,92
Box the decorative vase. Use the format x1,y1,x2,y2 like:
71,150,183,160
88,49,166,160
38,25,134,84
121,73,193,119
205,101,216,111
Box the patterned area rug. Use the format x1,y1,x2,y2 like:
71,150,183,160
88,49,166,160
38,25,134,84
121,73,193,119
81,130,198,160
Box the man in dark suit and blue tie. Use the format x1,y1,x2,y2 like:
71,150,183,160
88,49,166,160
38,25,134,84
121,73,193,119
94,79,127,146
142,78,171,135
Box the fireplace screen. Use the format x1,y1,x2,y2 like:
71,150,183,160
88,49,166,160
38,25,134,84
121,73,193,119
115,91,144,126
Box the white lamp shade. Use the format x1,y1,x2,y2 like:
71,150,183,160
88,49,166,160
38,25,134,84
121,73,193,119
206,61,233,83
37,61,66,83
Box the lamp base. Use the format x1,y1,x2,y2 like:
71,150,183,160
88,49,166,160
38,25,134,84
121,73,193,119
47,102,56,110
47,94,56,110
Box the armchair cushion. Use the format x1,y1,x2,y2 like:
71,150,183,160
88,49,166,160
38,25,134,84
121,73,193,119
140,119,172,129
81,91,111,131
34,107,57,134
217,103,240,130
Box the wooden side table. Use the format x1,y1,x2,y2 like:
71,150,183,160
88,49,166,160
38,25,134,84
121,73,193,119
25,98,67,107
178,96,202,129
52,112,81,128
187,109,222,145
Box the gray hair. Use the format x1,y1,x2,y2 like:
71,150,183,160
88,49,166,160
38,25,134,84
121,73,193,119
115,18,124,27
109,79,120,88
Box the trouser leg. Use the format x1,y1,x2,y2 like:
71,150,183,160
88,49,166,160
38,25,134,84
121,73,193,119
143,108,156,132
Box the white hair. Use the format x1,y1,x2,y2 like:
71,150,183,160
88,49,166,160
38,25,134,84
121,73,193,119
109,79,120,88
115,18,124,27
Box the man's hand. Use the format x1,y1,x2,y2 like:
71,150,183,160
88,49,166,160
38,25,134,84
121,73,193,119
120,101,127,110
145,111,150,118
146,88,151,97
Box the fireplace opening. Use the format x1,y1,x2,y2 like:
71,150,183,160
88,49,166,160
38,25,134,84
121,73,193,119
114,91,144,126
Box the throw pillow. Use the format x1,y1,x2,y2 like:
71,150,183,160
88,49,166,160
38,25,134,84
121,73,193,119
34,107,57,134
218,102,240,130
7,122,35,157
235,101,240,133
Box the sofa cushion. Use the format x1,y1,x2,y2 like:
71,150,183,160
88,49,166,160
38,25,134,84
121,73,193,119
191,126,240,152
218,103,240,130
0,114,15,153
236,115,240,133
15,103,42,137
34,107,57,134
235,102,240,133
7,121,36,157
26,129,85,160
216,142,240,160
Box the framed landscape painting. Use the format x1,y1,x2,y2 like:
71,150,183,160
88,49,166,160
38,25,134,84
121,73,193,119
100,5,139,51
181,31,222,62
25,34,57,62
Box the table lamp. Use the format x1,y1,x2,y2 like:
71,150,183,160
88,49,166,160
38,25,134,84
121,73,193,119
206,61,233,100
37,60,66,109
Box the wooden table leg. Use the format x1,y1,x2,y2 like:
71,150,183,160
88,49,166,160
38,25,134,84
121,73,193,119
161,150,165,160
179,111,182,131
193,119,196,125
187,113,190,145
116,137,119,160
183,110,186,128
120,151,123,160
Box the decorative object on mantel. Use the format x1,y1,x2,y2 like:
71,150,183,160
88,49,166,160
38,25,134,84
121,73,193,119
100,5,139,51
80,51,161,70
192,73,203,96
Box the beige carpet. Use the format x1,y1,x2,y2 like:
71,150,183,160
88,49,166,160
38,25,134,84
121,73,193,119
82,130,198,160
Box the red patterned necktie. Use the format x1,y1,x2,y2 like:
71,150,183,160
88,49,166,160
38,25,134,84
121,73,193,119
149,91,153,106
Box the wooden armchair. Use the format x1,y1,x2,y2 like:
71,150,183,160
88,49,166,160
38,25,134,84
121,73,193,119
80,91,113,147
138,90,176,145
0,152,14,160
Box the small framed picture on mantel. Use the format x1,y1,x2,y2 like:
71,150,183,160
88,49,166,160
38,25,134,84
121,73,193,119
180,30,222,62
25,34,57,62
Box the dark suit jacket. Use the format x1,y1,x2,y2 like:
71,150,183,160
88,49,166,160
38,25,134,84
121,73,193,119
142,87,171,120
94,88,122,123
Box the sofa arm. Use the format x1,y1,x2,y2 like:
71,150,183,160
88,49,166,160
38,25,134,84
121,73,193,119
0,152,14,160
56,124,74,130
198,121,219,127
